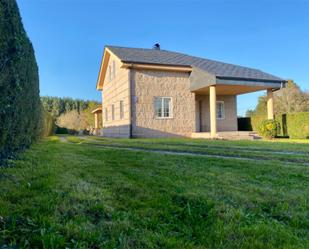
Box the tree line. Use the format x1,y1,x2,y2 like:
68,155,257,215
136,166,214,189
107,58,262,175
41,96,101,134
41,96,100,117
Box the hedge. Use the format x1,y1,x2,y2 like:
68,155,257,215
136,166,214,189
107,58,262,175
238,112,309,139
283,112,309,139
0,0,41,160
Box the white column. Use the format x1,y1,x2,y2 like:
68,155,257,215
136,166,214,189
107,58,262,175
209,85,217,138
267,89,274,120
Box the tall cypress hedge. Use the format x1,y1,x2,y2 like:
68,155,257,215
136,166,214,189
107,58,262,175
280,113,309,139
0,0,41,160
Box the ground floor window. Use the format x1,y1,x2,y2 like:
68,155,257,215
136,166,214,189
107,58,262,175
216,101,225,119
119,100,124,119
111,105,115,120
154,97,172,118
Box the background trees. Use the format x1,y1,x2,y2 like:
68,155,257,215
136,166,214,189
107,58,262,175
243,80,309,138
41,96,101,133
246,80,309,116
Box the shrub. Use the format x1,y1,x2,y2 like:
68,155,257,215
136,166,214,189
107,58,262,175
258,119,281,139
0,0,41,160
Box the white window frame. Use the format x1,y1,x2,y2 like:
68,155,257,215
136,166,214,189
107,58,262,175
154,97,173,119
119,100,124,120
216,101,225,120
111,104,115,120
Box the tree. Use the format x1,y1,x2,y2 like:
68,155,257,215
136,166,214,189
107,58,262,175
56,110,88,131
40,96,100,118
0,0,41,159
275,80,309,114
246,80,309,116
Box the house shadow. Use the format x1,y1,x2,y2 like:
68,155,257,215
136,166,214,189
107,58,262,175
102,125,188,138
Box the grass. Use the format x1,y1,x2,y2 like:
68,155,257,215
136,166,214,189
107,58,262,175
66,136,84,144
81,137,309,164
0,136,309,248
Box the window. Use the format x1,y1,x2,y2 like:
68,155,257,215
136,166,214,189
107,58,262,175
112,60,116,79
111,104,115,120
105,108,108,121
216,101,225,119
154,97,172,118
119,100,124,119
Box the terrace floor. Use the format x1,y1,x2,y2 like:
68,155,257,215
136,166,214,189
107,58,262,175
191,131,261,140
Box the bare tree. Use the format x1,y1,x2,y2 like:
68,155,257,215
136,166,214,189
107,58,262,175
247,80,309,116
56,110,88,131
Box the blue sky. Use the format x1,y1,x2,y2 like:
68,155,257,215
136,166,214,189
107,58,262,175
17,0,309,116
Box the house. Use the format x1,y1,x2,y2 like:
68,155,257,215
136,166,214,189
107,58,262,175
94,44,286,138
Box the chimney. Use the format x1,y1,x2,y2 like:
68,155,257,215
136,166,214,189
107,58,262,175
153,43,160,50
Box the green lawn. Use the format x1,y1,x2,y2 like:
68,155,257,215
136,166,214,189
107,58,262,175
1,137,309,249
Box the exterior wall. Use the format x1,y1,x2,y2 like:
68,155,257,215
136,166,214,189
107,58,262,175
100,57,238,138
195,94,238,132
131,70,196,138
102,54,131,137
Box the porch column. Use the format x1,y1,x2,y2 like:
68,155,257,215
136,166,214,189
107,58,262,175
94,112,99,129
267,89,274,120
209,85,217,138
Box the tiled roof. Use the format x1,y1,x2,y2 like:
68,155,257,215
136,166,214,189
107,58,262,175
107,45,284,82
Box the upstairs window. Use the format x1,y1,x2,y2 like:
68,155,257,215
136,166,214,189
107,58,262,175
108,65,112,81
154,97,172,118
119,100,124,119
108,61,116,82
112,60,116,79
216,101,225,119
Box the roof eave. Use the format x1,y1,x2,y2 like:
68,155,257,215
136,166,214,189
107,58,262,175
216,76,286,89
121,61,192,72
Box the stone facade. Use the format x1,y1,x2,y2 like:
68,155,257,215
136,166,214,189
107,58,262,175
195,94,238,132
131,70,196,138
101,58,238,138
